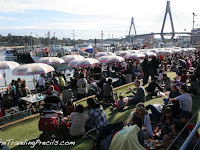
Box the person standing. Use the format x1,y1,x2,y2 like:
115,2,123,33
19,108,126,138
142,55,150,85
77,73,88,100
38,74,46,91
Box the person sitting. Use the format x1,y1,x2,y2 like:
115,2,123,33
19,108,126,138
170,84,192,112
127,80,146,105
58,72,66,88
181,111,196,133
146,76,163,96
86,98,108,129
76,73,88,100
103,78,114,105
9,80,17,100
158,120,199,150
130,103,153,138
87,76,97,96
70,104,89,137
66,100,76,115
113,93,126,110
51,73,59,86
163,84,180,105
46,80,60,95
160,73,171,91
19,83,30,97
47,85,59,96
158,107,174,140
109,113,145,150
179,69,188,86
187,75,199,96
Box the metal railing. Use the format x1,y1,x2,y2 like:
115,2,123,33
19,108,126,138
0,109,32,125
179,120,200,150
166,106,200,150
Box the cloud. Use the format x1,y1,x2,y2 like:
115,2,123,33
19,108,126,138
0,0,200,38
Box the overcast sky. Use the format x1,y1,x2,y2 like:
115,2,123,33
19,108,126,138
0,0,200,39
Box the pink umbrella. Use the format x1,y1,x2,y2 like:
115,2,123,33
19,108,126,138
37,57,64,65
123,53,145,60
61,55,84,62
75,58,99,68
97,55,125,63
95,52,116,57
114,51,131,56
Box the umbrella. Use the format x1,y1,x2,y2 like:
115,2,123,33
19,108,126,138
0,73,2,80
61,55,84,62
68,59,82,68
114,51,131,56
37,57,64,65
97,55,125,63
0,61,20,86
148,49,159,53
123,53,145,60
75,58,99,68
95,52,116,57
141,51,157,58
126,50,138,53
13,63,55,88
157,49,172,54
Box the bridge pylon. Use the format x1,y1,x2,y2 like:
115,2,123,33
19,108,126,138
129,17,137,43
161,1,175,43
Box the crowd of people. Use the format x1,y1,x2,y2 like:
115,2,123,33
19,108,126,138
64,50,200,150
1,49,200,150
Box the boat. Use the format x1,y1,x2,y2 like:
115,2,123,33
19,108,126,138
30,47,71,62
4,49,17,58
71,44,93,57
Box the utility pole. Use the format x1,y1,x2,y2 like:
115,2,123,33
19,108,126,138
101,31,104,50
192,12,197,46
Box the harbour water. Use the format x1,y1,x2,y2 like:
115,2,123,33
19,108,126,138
0,48,72,90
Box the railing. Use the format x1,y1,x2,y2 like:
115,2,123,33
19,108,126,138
179,120,200,150
167,107,200,150
0,108,32,125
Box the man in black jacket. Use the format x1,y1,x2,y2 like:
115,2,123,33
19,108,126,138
142,55,150,85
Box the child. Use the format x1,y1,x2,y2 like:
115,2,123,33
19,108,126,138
113,94,126,110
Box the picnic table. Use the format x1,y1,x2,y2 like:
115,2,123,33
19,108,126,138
20,94,46,112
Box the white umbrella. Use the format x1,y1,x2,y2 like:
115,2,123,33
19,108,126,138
68,59,81,68
95,52,116,57
75,58,99,68
37,57,65,65
13,63,55,88
0,61,20,86
148,49,159,53
141,51,157,58
126,50,138,53
157,49,172,54
114,51,131,56
61,55,84,62
123,53,145,60
97,55,125,63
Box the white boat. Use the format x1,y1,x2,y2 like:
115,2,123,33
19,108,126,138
30,47,70,62
4,49,17,58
